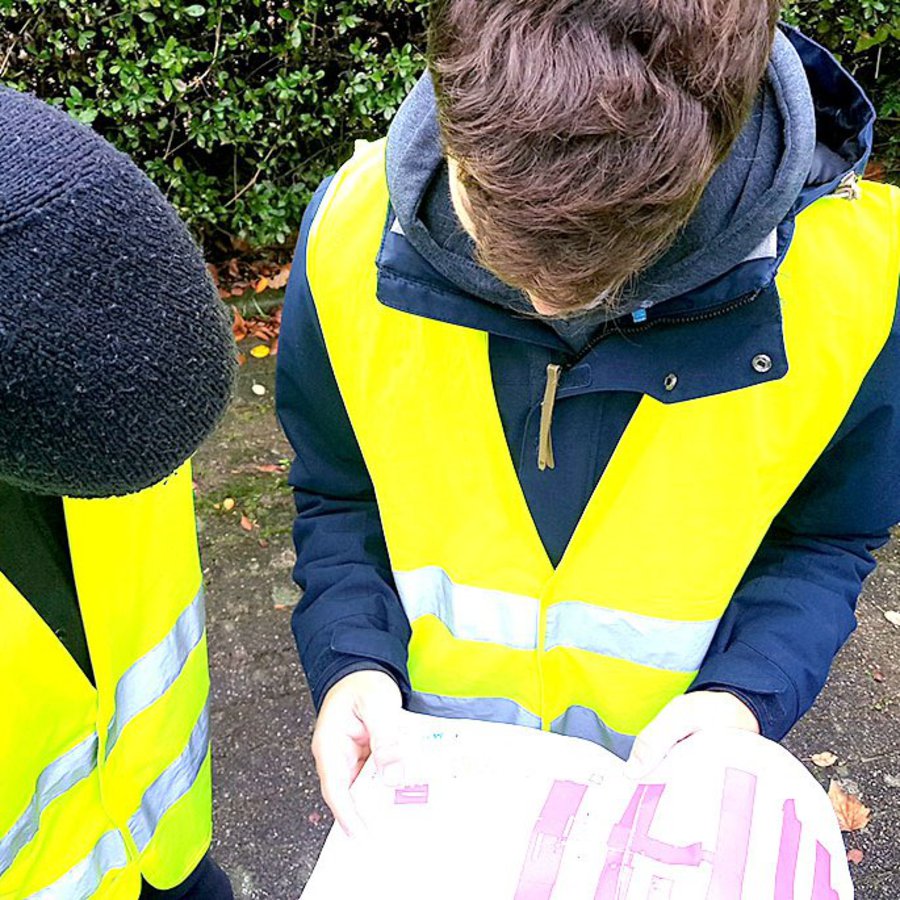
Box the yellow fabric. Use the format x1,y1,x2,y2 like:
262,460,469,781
308,139,900,740
0,463,211,898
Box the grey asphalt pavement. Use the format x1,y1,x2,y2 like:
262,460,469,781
195,357,900,899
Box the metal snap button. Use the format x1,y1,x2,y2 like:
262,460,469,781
664,373,678,392
752,354,773,374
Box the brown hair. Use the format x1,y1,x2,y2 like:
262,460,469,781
428,0,783,316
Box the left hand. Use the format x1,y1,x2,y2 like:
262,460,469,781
623,690,760,780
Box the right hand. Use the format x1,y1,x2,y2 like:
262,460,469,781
311,669,405,837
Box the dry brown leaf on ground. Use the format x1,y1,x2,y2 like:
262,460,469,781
828,780,871,832
865,160,887,182
232,307,249,342
811,751,838,768
240,514,254,532
846,848,864,865
269,263,292,289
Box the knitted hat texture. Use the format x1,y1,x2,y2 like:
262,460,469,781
0,87,236,497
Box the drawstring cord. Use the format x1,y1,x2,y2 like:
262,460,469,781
538,363,562,471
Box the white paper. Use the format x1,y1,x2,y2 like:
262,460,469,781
302,714,852,899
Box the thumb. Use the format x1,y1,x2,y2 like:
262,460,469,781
623,705,688,781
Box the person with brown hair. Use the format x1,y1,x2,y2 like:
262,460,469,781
276,1,899,834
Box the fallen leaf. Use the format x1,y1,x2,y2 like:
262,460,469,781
269,263,292,289
240,514,254,532
847,848,864,865
828,780,871,832
254,276,270,294
258,538,270,549
873,668,885,683
222,497,235,512
237,352,247,366
884,610,900,627
251,383,266,396
232,308,248,342
250,345,270,359
811,752,838,768
254,464,283,473
865,160,887,182
248,323,275,340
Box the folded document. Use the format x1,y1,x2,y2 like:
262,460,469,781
302,714,852,899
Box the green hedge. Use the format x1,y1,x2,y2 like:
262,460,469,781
0,1,896,253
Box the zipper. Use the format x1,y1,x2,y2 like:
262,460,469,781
536,288,763,470
537,169,859,470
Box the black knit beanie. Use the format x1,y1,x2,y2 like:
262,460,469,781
0,87,236,498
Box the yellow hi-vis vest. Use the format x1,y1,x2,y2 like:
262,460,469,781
307,139,900,757
0,464,212,899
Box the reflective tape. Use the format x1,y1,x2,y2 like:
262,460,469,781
545,602,719,673
408,692,542,729
128,702,210,853
106,588,206,758
0,733,98,878
28,829,129,900
394,567,538,650
550,707,635,760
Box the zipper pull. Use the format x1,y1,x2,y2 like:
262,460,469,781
538,363,562,471
834,170,861,201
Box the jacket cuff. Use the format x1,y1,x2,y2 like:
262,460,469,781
690,640,799,740
308,624,411,711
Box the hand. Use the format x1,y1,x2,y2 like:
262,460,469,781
311,669,404,837
623,691,760,780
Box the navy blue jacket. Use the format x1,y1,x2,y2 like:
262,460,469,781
276,32,900,742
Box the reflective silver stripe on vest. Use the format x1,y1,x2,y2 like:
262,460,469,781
545,602,719,673
106,587,206,758
408,692,542,729
550,706,635,760
128,701,210,853
0,733,98,879
27,829,129,900
394,567,538,650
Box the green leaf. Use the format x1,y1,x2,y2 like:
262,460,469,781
184,4,205,17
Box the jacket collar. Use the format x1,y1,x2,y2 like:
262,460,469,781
375,26,873,402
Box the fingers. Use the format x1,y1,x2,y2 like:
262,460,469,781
623,691,762,781
314,732,367,838
355,680,404,785
311,670,405,837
